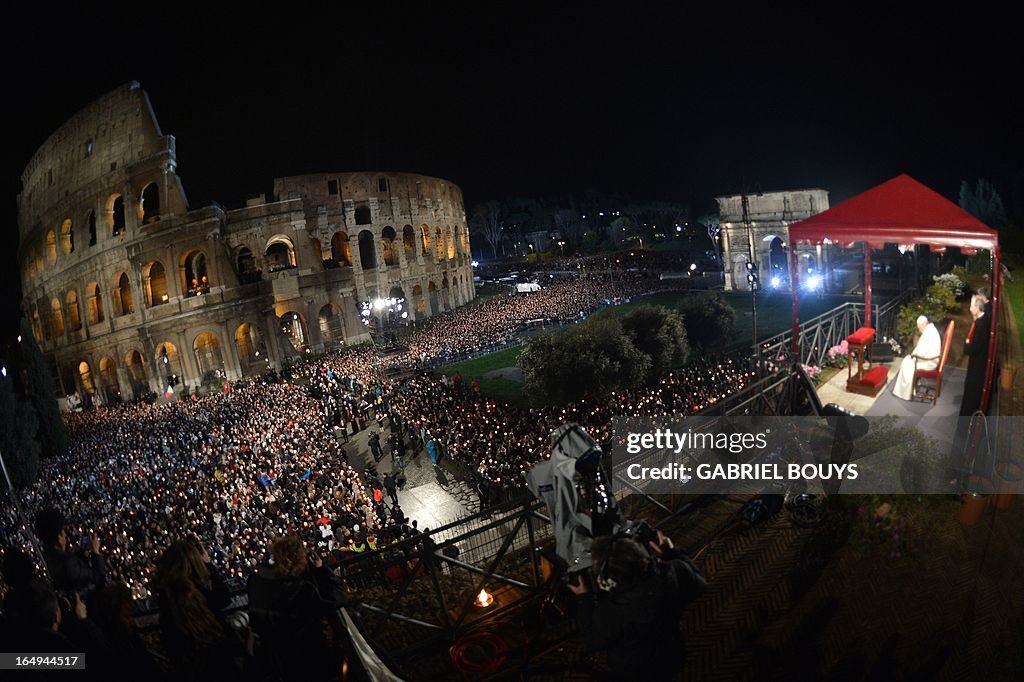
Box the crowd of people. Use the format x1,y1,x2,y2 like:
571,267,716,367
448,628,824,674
1,269,752,676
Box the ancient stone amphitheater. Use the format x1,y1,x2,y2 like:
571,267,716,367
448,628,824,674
17,82,474,404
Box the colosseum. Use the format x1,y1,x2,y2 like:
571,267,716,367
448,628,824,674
17,82,475,404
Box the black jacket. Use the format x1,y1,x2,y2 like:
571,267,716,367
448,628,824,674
960,312,992,416
576,551,706,680
43,546,106,596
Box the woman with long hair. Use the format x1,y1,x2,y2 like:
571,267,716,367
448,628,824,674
154,539,237,679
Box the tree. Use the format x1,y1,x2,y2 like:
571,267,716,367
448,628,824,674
678,293,736,351
0,369,41,488
519,318,650,403
960,178,1009,228
697,214,722,266
470,200,506,258
19,318,69,459
619,306,690,383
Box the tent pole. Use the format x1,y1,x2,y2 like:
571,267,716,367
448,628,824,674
790,246,801,358
864,244,872,328
980,245,1000,412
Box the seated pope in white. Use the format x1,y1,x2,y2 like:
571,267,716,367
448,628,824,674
893,315,942,400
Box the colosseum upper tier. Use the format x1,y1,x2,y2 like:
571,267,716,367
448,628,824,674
17,82,475,403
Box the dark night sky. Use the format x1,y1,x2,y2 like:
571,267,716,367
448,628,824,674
3,5,1022,339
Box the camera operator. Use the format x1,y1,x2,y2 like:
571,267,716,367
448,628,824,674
34,507,106,598
247,534,351,680
567,529,705,681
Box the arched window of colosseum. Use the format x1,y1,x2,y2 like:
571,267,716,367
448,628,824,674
141,183,161,224
60,218,74,255
66,290,82,332
236,247,258,282
51,298,65,337
32,308,43,343
354,206,372,225
427,281,439,315
142,261,169,307
358,230,376,270
115,272,134,316
420,225,432,256
412,284,425,317
35,245,45,276
156,342,181,384
265,236,297,272
279,311,309,352
381,227,398,267
125,349,147,389
78,361,95,395
107,194,126,237
193,332,224,379
46,230,57,265
182,250,209,296
99,357,117,394
235,322,266,372
446,226,456,260
87,210,97,246
331,231,352,266
403,225,415,253
86,282,104,324
434,227,444,261
319,304,344,345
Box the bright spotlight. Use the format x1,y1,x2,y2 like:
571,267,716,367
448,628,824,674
770,275,781,288
471,260,480,268
401,312,408,319
805,275,822,291
689,263,697,271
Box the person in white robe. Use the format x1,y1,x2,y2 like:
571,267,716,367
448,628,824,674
893,315,942,400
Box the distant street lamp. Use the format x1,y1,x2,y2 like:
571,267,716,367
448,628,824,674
557,240,566,256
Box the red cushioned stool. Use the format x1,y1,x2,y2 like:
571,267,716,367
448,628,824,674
845,326,876,386
847,365,889,397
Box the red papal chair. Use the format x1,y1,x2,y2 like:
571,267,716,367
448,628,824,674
913,320,954,404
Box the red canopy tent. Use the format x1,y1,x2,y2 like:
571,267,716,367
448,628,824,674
787,174,1001,411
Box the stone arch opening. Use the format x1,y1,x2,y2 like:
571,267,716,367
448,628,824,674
106,194,126,237
125,349,148,394
78,361,95,395
331,231,352,266
403,225,415,254
87,210,97,246
446,226,455,259
193,331,224,379
318,303,345,345
155,342,181,388
420,225,432,256
428,281,439,315
60,218,74,255
354,206,372,225
98,356,117,399
115,272,134,316
181,249,210,296
412,284,425,317
32,308,43,343
236,246,258,282
265,235,297,272
66,289,82,332
51,297,65,337
142,261,169,306
358,230,376,270
86,282,104,324
235,322,267,373
279,311,310,352
140,183,160,223
46,229,57,265
434,227,444,260
381,226,398,266
767,236,788,275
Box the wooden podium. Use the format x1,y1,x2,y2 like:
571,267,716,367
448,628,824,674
845,327,888,397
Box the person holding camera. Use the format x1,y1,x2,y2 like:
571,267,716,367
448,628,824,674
247,534,351,680
567,529,706,681
34,507,106,598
